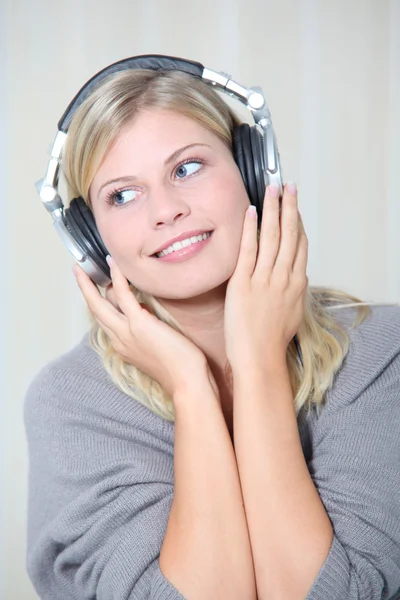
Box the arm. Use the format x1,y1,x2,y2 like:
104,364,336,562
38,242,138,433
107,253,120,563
25,366,180,600
160,367,257,600
222,186,331,598
69,258,256,598
232,356,333,600
233,344,400,600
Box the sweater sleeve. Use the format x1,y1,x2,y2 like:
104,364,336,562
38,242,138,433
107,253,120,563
303,350,400,600
24,363,186,600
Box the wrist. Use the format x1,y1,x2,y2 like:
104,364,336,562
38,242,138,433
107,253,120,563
172,364,221,408
230,347,288,380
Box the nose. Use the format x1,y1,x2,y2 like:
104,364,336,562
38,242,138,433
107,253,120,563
148,184,191,228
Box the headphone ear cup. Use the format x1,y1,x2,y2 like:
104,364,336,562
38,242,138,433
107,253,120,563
249,126,266,212
64,197,110,276
232,125,248,195
232,124,265,217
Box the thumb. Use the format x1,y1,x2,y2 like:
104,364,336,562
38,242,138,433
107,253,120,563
232,205,258,279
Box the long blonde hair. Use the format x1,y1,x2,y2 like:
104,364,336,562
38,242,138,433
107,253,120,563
63,68,370,421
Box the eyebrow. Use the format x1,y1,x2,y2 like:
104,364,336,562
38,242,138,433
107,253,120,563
97,142,211,197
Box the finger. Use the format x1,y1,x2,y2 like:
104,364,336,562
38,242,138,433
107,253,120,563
106,256,141,320
74,264,126,330
139,303,153,314
94,316,118,342
93,315,133,361
274,183,299,269
105,284,122,312
232,205,259,278
254,185,281,275
293,212,308,276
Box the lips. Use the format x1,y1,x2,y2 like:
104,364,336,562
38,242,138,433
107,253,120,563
150,229,214,256
152,230,214,263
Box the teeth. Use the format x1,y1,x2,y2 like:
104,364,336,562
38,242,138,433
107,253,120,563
156,232,211,258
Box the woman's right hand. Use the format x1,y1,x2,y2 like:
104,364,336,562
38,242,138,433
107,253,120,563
73,257,209,398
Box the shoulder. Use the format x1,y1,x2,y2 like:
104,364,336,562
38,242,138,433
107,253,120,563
322,303,400,414
24,333,175,533
27,332,109,389
24,332,170,441
335,302,400,368
299,305,400,598
24,335,179,599
25,333,109,419
334,302,400,345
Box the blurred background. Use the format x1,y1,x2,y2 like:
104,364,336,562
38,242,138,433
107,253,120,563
1,0,399,597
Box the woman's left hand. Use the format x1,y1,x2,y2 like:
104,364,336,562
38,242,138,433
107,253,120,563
224,183,308,373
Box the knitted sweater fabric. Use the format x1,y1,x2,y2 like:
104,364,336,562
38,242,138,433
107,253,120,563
24,305,400,599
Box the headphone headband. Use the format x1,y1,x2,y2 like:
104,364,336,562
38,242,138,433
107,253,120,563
58,55,205,133
36,54,283,287
37,54,272,212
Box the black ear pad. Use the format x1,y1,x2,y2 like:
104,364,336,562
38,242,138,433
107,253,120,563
64,198,110,276
249,127,266,210
232,124,265,218
63,124,266,277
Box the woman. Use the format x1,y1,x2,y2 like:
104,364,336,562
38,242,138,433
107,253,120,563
25,59,400,600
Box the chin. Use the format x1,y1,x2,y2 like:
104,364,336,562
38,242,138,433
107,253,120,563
134,267,234,301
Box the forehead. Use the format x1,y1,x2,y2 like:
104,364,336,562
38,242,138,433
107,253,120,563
97,108,227,171
114,108,216,148
90,108,229,194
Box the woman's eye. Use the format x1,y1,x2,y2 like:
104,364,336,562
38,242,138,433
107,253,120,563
110,189,138,206
174,161,202,179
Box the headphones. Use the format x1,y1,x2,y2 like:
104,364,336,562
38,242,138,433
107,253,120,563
36,54,283,288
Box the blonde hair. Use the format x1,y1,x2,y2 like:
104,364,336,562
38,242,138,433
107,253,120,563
63,68,370,421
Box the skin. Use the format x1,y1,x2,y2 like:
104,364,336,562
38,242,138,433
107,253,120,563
89,108,251,423
74,107,335,599
79,107,310,433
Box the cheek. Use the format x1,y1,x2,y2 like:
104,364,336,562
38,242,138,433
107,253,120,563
94,211,142,262
222,166,250,208
214,173,250,226
221,178,250,250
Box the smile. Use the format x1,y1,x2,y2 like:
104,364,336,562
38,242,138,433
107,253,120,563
153,231,214,263
155,231,212,258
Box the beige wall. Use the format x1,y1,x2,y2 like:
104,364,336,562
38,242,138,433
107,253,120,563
2,0,399,597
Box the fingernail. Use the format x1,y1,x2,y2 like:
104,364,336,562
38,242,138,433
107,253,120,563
106,255,112,267
268,185,279,198
287,181,297,195
72,264,78,276
247,205,257,218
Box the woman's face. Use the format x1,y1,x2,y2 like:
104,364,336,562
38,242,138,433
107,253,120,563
89,108,250,300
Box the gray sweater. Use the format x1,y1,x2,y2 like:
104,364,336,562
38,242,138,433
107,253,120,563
24,305,400,599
